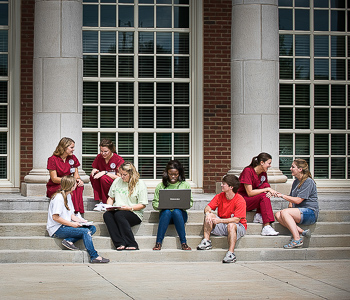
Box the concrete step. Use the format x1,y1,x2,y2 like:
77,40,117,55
1,234,349,251
1,247,350,263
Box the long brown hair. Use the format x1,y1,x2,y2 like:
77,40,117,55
51,176,76,210
99,139,116,153
119,161,140,197
294,159,314,188
53,137,75,157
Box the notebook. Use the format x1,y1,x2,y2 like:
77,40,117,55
158,189,191,210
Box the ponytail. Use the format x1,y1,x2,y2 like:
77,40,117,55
248,152,272,168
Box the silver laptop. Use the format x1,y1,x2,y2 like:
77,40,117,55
158,189,191,210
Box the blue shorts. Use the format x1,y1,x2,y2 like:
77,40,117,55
298,208,317,225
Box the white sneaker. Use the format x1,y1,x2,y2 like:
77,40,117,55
93,202,103,212
253,213,263,223
75,212,87,222
261,225,279,236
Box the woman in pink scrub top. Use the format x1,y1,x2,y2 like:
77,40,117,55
47,137,84,214
90,139,124,211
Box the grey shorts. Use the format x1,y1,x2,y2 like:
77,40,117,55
211,217,246,241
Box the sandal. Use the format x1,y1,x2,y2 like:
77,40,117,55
283,238,303,249
181,243,191,251
116,245,125,251
125,246,138,251
152,242,162,251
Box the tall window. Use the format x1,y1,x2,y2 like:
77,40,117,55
279,0,349,180
0,0,8,180
82,0,191,179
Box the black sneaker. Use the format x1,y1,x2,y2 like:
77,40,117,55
62,239,80,251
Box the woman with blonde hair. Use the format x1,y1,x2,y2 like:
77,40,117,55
47,137,84,214
47,176,109,263
275,159,319,249
103,162,148,250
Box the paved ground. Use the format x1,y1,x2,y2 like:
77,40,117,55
1,260,349,299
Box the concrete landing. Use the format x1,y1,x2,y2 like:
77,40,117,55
1,260,349,299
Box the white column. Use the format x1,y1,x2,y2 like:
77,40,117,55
22,0,88,196
228,0,288,187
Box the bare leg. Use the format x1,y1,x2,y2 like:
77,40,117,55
275,208,301,240
203,213,216,240
227,223,238,253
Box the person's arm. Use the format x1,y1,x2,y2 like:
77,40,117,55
52,214,81,228
213,216,241,224
106,197,114,206
49,169,61,184
244,184,277,197
118,203,146,211
276,192,304,205
73,168,84,186
90,168,99,177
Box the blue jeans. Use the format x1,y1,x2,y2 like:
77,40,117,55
53,225,98,261
156,209,188,244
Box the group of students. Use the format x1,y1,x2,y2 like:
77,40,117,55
46,137,319,264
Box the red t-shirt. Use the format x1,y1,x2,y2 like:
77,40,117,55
92,153,124,174
208,192,247,229
237,166,268,196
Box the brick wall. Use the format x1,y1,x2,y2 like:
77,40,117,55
20,0,34,183
203,0,232,192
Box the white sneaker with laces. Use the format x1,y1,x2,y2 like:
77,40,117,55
222,251,237,263
253,213,263,223
261,225,279,236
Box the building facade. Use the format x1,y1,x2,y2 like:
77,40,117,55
1,0,349,195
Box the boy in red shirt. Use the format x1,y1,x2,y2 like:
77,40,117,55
197,175,247,263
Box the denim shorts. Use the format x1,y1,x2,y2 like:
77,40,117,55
298,207,317,225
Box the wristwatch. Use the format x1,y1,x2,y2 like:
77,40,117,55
105,171,108,175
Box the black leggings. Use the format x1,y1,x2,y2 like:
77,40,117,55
103,210,141,249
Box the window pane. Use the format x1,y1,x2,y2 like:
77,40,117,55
295,0,309,7
0,132,6,154
139,133,154,154
118,56,134,77
82,132,98,154
279,107,293,129
279,0,293,6
331,10,345,31
331,134,346,155
82,157,95,175
314,108,329,129
279,34,293,56
295,84,309,105
139,32,154,54
101,5,116,27
279,133,293,155
174,56,189,78
177,157,190,178
279,58,293,79
331,59,345,80
83,31,98,53
0,105,7,126
174,83,189,104
314,85,329,106
156,133,171,154
118,5,134,27
118,133,134,155
101,56,116,77
174,133,189,155
295,134,310,155
138,157,154,178
174,107,189,128
139,6,154,27
139,82,154,104
314,58,329,80
139,107,154,128
174,6,189,28
331,85,345,106
314,0,329,7
157,83,171,104
314,35,329,57
295,108,309,129
295,9,309,31
157,6,172,28
295,35,310,56
101,32,116,54
295,58,310,79
331,157,346,178
83,106,98,128
279,157,293,179
314,10,329,31
156,32,172,54
331,108,346,129
157,56,171,77
0,156,6,179
118,32,134,53
279,8,293,30
139,57,154,77
314,134,329,155
100,82,116,104
156,157,172,178
0,54,8,76
100,106,116,128
118,82,134,104
314,157,329,179
83,82,98,104
118,107,134,128
331,36,345,57
83,55,98,77
83,5,98,27
280,84,293,105
156,107,172,128
174,33,189,54
100,132,116,145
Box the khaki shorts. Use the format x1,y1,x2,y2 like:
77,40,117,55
211,217,246,240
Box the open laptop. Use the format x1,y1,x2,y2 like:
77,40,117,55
158,189,191,210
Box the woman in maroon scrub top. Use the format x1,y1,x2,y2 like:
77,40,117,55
90,139,124,211
47,137,84,214
237,152,279,236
